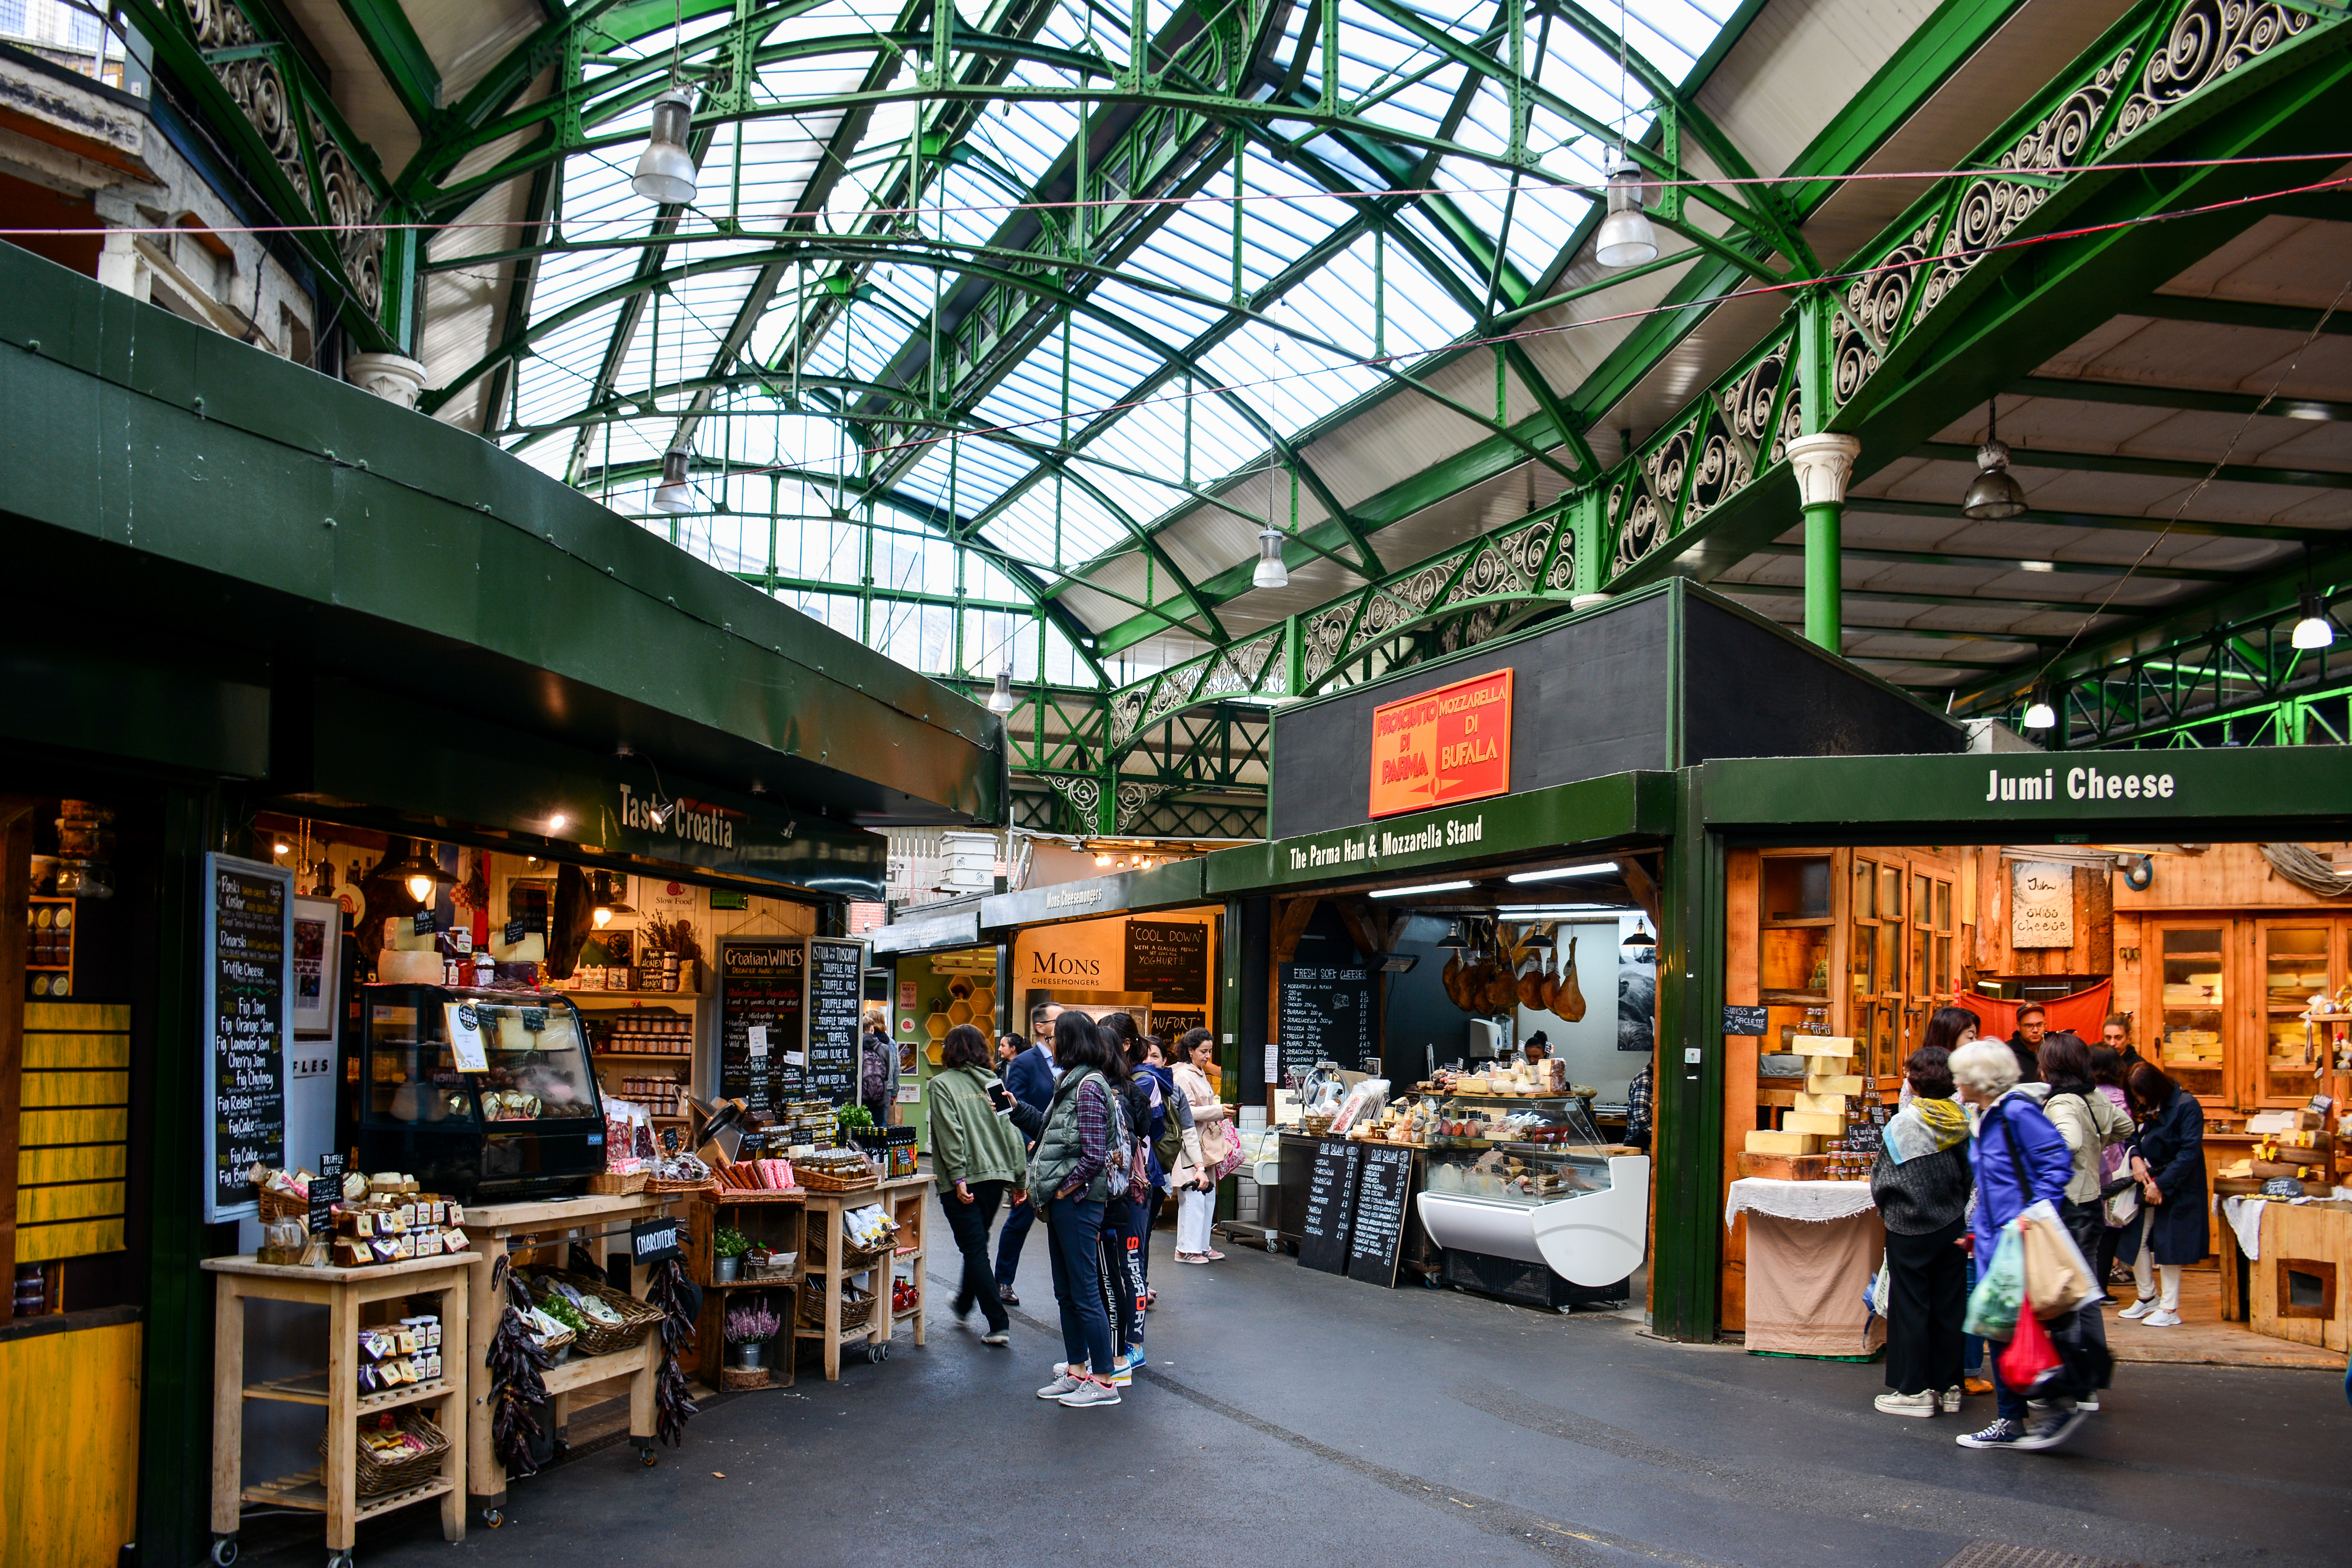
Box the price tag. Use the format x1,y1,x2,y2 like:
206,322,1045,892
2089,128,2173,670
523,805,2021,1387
630,1215,682,1267
504,916,528,946
445,1002,490,1072
748,1024,769,1057
783,1050,806,1068
310,1152,344,1250
412,911,435,936
1264,1043,1278,1083
519,1007,546,1034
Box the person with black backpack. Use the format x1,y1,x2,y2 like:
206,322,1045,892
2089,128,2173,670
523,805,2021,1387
859,1007,899,1126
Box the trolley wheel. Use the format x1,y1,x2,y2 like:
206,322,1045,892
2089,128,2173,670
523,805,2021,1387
481,1507,505,1529
867,1341,889,1364
327,1552,353,1568
210,1537,239,1566
638,1442,657,1468
1420,1273,1442,1290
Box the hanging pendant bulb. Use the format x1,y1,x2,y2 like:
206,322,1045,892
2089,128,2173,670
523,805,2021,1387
1252,524,1289,589
1622,922,1656,952
1595,156,1658,268
651,445,695,513
632,85,699,206
1962,399,2028,520
2292,589,2335,651
986,667,1018,714
2020,682,2057,732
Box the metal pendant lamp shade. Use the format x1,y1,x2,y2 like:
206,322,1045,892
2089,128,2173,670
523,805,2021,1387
1595,157,1657,269
1253,524,1289,589
651,446,695,513
632,87,699,206
2292,590,2335,650
986,668,1018,714
1962,401,2027,520
2020,682,2057,731
1622,922,1656,951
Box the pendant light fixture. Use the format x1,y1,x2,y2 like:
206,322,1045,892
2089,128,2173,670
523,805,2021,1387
1622,921,1656,952
1962,398,2028,520
1595,0,1657,269
1252,524,1289,589
386,840,454,909
1437,921,1467,953
591,870,634,929
632,2,697,206
986,667,1018,714
2292,589,2335,651
651,445,695,513
2020,682,2057,731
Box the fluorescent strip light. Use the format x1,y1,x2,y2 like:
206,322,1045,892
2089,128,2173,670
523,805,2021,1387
1369,880,1473,899
1505,862,1618,884
1506,904,1638,917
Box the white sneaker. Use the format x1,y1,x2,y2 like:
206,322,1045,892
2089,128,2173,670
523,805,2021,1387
2118,1295,2159,1319
2075,1394,2100,1412
1940,1387,1963,1414
1036,1372,1086,1399
1874,1390,1938,1417
2140,1308,2182,1328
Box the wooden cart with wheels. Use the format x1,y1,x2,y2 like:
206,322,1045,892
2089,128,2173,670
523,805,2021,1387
205,1252,474,1567
795,1173,930,1379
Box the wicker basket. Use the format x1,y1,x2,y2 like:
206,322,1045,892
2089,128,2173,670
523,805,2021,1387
1300,1113,1337,1136
645,1177,718,1198
254,1186,309,1223
586,1170,648,1195
329,1410,449,1498
796,1167,878,1193
719,1364,771,1391
531,1272,663,1358
797,1281,874,1332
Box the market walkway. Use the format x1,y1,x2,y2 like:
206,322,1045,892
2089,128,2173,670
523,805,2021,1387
249,1195,2349,1568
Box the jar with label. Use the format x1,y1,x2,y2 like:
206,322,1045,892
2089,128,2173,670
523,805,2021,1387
473,949,496,987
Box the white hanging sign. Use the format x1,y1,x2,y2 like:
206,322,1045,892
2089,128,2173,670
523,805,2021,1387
2010,862,2075,949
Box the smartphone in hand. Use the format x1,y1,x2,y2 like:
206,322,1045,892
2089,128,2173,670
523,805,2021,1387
987,1082,1016,1116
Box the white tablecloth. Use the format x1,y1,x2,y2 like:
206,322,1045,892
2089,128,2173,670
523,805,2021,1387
1724,1177,1877,1229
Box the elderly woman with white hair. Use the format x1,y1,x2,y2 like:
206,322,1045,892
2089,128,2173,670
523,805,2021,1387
1948,1037,2079,1453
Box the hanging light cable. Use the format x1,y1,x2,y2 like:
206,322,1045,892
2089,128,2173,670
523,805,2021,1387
632,0,698,205
1595,0,1657,268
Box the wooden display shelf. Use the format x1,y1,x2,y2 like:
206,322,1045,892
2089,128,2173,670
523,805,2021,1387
243,1372,452,1415
242,1471,455,1522
793,1175,930,1381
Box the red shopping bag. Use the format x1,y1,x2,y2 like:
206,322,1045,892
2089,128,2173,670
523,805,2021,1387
1997,1299,2062,1394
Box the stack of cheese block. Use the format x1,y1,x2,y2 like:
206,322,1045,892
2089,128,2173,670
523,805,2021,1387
1745,1035,1860,1157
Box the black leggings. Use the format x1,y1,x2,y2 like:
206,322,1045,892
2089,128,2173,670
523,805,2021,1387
1883,1217,1968,1396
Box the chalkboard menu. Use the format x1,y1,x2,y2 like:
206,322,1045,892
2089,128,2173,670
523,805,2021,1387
204,853,292,1223
1345,1144,1415,1287
1125,920,1210,1005
1277,961,1375,1077
804,937,866,1105
1295,1139,1362,1275
719,939,805,1119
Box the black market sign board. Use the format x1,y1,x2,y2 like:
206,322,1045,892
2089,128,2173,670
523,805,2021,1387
718,938,806,1119
204,853,294,1224
1722,1005,1769,1037
1125,920,1210,1007
1345,1144,1416,1288
1278,960,1375,1078
1295,1139,1362,1276
804,937,867,1105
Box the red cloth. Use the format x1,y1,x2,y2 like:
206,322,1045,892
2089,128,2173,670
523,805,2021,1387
1953,979,2112,1043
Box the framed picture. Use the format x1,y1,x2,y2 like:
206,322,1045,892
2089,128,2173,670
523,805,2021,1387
290,895,342,1038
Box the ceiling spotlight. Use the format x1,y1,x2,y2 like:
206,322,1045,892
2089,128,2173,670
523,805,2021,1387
273,841,291,855
1094,853,1113,867
2020,683,2057,731
1252,524,1289,590
651,446,695,513
2292,589,2335,651
1962,399,2028,520
548,813,567,832
987,668,1018,714
632,85,699,206
1595,155,1657,268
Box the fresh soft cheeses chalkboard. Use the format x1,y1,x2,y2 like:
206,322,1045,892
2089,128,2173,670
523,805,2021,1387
1295,1139,1362,1275
804,937,866,1105
719,939,805,1118
1344,1144,1415,1287
1277,961,1375,1078
204,853,292,1223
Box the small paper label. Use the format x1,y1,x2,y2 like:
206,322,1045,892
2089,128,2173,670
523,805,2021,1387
451,928,473,954
783,1050,806,1067
748,1024,769,1057
446,1002,490,1072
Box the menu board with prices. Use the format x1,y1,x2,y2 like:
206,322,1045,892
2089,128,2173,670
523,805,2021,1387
718,939,805,1119
1277,961,1375,1078
1294,1138,1362,1276
204,854,292,1223
803,937,866,1105
1124,920,1210,1006
1344,1144,1416,1287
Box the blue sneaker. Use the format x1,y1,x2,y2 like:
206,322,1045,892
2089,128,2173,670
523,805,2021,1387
1122,1347,1146,1372
1956,1417,2025,1449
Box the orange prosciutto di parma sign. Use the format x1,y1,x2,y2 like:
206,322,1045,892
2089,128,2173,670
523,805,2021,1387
1368,669,1514,819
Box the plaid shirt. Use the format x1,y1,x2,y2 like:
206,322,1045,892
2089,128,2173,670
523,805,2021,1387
1625,1064,1652,1146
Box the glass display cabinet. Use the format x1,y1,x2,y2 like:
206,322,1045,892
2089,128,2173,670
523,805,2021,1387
1414,1134,1650,1288
349,985,609,1200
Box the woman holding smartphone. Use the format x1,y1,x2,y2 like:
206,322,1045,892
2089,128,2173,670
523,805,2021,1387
927,1023,1030,1345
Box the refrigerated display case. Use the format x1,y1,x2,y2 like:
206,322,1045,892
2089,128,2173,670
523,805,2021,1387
1414,1137,1650,1289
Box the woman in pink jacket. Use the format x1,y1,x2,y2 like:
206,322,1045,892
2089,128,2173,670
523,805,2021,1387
1167,1030,1234,1264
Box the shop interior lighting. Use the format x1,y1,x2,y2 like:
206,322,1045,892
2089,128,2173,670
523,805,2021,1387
2292,589,2335,650
651,446,696,513
388,843,453,907
273,840,291,855
1507,903,1634,917
1370,879,1473,899
548,813,567,832
1252,525,1289,590
2020,683,2057,730
1962,400,2028,520
1505,862,1618,884
1622,922,1657,951
986,669,1018,715
1379,954,1420,973
1436,921,1467,952
632,85,699,206
591,870,634,929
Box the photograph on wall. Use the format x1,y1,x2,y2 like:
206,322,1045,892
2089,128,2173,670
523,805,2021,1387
1617,934,1656,1053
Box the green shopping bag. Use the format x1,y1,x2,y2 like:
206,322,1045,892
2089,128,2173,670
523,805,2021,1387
1963,1221,2026,1342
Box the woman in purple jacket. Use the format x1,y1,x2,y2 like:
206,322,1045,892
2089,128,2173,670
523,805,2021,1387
1949,1037,2080,1453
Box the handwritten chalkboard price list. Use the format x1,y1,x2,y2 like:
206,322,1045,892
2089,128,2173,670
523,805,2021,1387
804,939,864,1104
211,861,289,1217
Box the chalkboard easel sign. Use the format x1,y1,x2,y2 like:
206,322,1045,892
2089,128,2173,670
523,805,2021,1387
1345,1144,1416,1288
803,936,867,1106
1294,1139,1362,1276
204,853,294,1224
1278,961,1375,1079
718,938,806,1120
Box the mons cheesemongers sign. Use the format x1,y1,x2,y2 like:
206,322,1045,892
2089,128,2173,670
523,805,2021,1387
1369,669,1514,819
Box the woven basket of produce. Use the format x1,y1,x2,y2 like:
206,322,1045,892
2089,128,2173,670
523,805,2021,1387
1300,1113,1336,1136
586,1170,648,1195
531,1271,663,1358
331,1410,449,1498
795,1167,878,1193
797,1280,874,1332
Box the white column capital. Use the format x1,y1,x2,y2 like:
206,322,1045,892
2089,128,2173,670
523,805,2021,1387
346,352,428,410
1784,432,1861,508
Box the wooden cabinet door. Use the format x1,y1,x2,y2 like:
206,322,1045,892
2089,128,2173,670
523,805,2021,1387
2144,920,2231,1109
2252,919,2336,1108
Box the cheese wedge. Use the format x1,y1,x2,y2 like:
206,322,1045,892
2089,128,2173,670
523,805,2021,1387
1782,1111,1845,1137
1791,1035,1858,1057
1794,1091,1848,1116
1807,1074,1865,1096
1745,1129,1823,1155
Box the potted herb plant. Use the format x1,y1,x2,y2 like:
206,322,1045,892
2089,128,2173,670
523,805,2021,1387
712,1225,750,1282
725,1299,781,1368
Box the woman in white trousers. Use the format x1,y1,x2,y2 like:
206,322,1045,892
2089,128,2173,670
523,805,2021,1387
1169,1030,1233,1263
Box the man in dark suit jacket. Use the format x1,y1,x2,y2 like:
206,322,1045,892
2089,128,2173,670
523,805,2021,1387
992,1007,1061,1300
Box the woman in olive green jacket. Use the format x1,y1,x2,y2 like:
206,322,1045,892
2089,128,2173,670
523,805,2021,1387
929,1024,1030,1341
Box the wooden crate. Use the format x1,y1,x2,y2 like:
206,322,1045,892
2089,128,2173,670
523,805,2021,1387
1737,1152,1836,1181
686,1193,805,1388
2251,1202,2352,1353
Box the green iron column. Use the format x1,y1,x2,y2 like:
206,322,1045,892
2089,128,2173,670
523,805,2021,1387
1785,433,1860,653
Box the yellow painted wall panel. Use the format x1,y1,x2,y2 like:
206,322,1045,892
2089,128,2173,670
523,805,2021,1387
15,1182,126,1225
18,1146,128,1185
21,1032,131,1069
19,1071,130,1108
18,1108,129,1147
14,1216,126,1262
22,1001,132,1031
0,1321,142,1567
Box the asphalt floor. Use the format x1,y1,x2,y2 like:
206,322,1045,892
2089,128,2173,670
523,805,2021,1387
237,1190,2351,1568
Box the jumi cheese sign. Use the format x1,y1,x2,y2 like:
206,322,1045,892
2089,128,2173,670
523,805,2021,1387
1368,669,1513,819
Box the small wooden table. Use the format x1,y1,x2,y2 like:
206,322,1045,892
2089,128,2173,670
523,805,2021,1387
796,1174,931,1380
461,1193,680,1522
687,1189,805,1388
206,1252,474,1566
